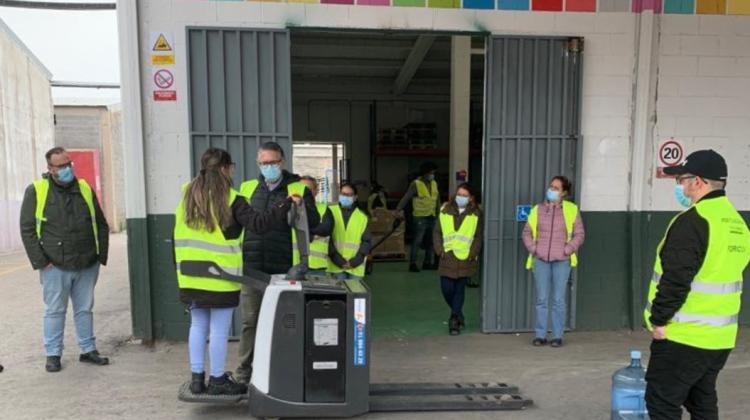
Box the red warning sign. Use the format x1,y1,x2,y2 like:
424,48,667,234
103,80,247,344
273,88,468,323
154,91,177,101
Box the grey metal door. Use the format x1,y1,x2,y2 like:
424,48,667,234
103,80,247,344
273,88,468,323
481,37,583,333
187,28,293,336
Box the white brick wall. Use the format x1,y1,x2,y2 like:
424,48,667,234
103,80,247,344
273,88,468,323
653,15,750,211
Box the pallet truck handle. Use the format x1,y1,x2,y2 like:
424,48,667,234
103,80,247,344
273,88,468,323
179,260,270,292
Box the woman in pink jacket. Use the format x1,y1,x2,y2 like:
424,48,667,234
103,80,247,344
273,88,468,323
522,176,585,348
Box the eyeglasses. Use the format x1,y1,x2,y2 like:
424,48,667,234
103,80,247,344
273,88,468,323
49,161,73,169
675,175,696,185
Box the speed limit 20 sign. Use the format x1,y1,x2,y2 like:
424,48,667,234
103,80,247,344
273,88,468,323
656,138,684,178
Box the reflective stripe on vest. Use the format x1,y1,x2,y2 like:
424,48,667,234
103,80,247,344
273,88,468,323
33,178,99,254
643,196,750,350
328,204,368,277
525,200,579,270
240,178,307,266
413,179,438,217
309,202,330,270
439,211,478,261
174,185,242,293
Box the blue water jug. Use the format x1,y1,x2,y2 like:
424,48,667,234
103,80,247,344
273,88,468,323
611,350,648,419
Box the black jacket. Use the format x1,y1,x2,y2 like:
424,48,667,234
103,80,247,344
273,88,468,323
329,206,372,269
649,190,725,327
20,176,109,271
179,194,290,308
242,170,320,275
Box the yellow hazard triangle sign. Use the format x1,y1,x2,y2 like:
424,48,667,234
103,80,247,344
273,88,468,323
153,34,172,52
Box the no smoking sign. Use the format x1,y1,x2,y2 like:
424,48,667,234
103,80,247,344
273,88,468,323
152,68,176,102
656,138,684,179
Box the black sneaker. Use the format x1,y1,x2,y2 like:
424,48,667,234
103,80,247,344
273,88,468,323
550,339,563,348
79,350,109,366
409,263,420,273
532,338,548,347
449,315,460,336
457,314,465,330
207,372,248,396
190,372,206,394
45,356,61,372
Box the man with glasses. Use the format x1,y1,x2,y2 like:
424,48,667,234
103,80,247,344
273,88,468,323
235,142,320,384
644,149,750,420
19,147,110,373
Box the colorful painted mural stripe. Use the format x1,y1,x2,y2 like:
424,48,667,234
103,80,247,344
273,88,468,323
208,0,750,14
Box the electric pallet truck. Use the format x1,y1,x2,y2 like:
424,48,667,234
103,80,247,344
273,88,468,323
177,202,533,418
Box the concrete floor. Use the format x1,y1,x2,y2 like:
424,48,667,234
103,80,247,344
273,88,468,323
2,234,750,420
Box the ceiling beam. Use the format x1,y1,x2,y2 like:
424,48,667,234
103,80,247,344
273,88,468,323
393,35,436,96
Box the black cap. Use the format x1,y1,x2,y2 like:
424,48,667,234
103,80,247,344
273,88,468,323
663,149,727,181
420,161,438,175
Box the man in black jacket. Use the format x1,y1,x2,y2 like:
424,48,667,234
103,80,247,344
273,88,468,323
235,142,319,383
644,150,750,420
19,147,110,373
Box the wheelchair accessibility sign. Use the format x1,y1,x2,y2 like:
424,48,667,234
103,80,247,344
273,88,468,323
516,205,532,222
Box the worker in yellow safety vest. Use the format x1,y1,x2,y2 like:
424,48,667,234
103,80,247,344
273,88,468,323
643,150,750,420
300,175,334,277
174,147,292,396
433,183,483,336
328,183,371,280
395,161,441,273
234,142,320,384
522,175,585,348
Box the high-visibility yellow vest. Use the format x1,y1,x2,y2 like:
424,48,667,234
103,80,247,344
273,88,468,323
525,200,579,270
239,179,307,265
328,205,368,277
439,210,479,261
33,178,100,254
309,202,330,270
174,185,242,293
644,196,750,350
413,179,438,217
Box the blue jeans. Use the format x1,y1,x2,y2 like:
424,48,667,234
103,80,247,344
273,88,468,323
41,263,100,356
410,216,436,265
440,276,468,317
189,307,235,377
532,259,571,340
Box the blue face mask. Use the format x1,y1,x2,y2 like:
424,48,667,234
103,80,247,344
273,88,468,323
425,174,435,181
260,164,281,182
56,166,75,184
674,185,692,208
455,196,469,208
339,196,355,208
546,189,560,202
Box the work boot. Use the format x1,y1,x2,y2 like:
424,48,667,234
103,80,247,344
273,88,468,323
457,314,465,330
409,263,420,273
550,339,563,348
532,338,548,347
190,372,206,394
448,315,460,336
207,372,248,396
45,356,61,373
79,350,109,366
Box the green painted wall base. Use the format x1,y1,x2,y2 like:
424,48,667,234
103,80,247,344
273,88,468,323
130,212,750,341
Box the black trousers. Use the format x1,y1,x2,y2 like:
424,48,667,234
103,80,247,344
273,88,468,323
645,339,731,420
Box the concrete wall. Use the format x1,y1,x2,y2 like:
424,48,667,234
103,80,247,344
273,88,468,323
0,19,53,255
54,105,127,232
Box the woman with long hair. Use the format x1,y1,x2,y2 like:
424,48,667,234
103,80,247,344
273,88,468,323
174,147,293,396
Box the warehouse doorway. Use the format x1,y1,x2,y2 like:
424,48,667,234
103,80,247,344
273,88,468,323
185,28,583,339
